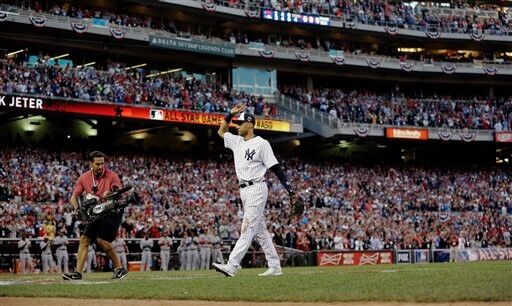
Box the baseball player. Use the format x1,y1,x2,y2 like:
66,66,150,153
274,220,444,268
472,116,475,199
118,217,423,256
213,104,294,277
113,236,128,270
54,229,69,273
18,233,31,274
198,228,212,270
158,231,173,271
86,243,97,272
211,227,224,265
140,233,153,271
39,237,54,273
185,231,199,270
177,231,188,270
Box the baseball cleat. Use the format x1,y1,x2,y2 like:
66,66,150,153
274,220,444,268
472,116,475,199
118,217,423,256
258,267,283,276
62,271,82,281
112,268,128,279
212,263,235,277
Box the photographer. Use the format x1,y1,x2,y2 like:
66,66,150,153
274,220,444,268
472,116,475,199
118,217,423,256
63,151,128,280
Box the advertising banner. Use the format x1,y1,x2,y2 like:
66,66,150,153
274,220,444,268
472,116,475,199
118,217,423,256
495,132,512,143
317,251,394,266
386,128,428,140
414,250,429,263
149,35,235,58
433,249,450,262
458,248,512,262
396,250,411,264
0,94,291,132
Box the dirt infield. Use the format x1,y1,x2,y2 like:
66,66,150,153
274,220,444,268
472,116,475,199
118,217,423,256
3,298,511,306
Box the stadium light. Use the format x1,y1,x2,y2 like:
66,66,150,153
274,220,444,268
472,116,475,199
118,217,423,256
76,62,96,69
146,68,182,78
6,48,27,57
125,63,147,70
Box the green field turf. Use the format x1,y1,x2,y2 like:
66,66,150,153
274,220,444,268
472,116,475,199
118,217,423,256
1,261,511,302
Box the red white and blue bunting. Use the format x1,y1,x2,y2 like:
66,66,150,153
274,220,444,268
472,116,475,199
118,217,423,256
384,25,398,35
483,66,498,76
469,30,484,42
259,50,275,59
331,56,345,65
366,58,381,69
29,15,46,27
460,132,476,142
354,126,370,138
110,27,127,39
439,212,451,222
399,61,414,72
295,52,310,62
438,130,452,141
441,63,456,74
202,0,217,12
70,22,89,34
0,12,7,22
425,27,441,39
245,9,260,18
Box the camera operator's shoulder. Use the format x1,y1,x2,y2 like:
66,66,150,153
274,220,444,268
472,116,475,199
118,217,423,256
77,171,91,181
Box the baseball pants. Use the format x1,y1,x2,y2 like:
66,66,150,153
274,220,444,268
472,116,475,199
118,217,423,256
227,182,280,269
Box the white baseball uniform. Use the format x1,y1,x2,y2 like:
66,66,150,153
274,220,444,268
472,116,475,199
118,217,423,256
18,239,32,274
86,244,97,272
112,238,128,270
223,132,281,270
39,240,54,273
158,236,173,271
140,239,153,271
54,235,69,273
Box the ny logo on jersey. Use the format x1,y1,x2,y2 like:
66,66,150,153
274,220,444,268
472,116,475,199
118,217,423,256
245,149,256,161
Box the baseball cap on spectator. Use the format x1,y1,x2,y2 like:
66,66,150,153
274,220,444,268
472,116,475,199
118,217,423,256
233,112,255,125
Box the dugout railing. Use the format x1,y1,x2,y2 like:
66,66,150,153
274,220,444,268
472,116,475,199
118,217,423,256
2,238,511,273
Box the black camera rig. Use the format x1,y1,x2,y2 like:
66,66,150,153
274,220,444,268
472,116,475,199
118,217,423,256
78,186,139,224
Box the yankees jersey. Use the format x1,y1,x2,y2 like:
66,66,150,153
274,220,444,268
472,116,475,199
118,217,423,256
224,132,278,181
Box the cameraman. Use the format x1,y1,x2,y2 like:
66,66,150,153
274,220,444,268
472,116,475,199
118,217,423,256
63,151,128,280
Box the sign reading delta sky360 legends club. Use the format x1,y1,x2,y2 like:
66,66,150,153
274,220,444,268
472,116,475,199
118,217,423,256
0,94,292,133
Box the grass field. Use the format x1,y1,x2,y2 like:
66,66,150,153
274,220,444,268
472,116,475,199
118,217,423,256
1,261,511,303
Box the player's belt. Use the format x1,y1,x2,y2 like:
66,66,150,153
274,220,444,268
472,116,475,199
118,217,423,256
239,178,265,189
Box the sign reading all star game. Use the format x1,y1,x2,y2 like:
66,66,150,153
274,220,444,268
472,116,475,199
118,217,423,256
149,35,235,58
0,94,292,133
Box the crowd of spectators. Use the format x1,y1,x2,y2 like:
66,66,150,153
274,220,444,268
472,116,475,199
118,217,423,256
282,86,512,130
258,0,511,35
1,147,510,253
0,58,278,117
2,55,511,130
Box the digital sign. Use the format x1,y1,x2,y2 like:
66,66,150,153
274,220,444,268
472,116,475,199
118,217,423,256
262,9,330,26
0,94,292,133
